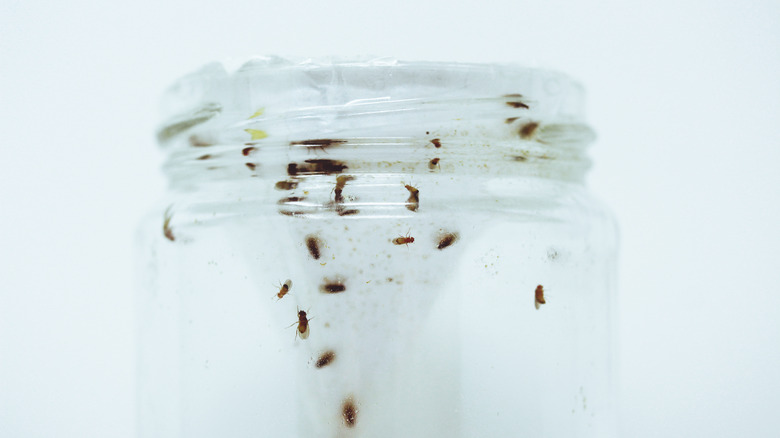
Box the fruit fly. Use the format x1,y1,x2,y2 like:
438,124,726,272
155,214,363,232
428,157,440,170
289,308,311,340
535,285,546,309
275,279,292,301
393,230,415,246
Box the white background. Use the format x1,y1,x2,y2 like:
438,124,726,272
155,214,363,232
1,0,779,437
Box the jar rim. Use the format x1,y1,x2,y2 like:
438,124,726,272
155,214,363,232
159,56,589,137
157,56,595,193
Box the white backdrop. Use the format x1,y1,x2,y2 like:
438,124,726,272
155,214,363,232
1,0,778,437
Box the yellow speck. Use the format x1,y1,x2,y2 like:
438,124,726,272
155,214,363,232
366,280,371,284
249,108,265,119
320,263,327,266
303,191,309,195
244,129,268,140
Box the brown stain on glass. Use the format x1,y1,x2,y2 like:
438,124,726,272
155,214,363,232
162,206,175,242
519,122,540,139
245,163,257,171
315,350,336,368
279,211,306,217
342,397,358,428
196,154,211,160
277,196,305,204
504,94,530,109
430,138,442,148
514,152,552,162
242,146,256,156
437,232,459,250
428,157,440,170
332,175,358,216
306,235,321,259
506,101,530,109
404,184,420,212
188,135,212,147
334,175,355,203
275,180,298,191
288,159,348,176
505,117,519,124
320,278,346,293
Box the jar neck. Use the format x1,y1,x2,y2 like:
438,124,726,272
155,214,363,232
157,58,595,216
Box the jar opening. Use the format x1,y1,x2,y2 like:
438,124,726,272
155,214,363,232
157,57,595,218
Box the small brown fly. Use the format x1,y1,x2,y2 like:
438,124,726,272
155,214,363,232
535,285,546,309
393,231,415,247
289,308,311,340
275,279,292,301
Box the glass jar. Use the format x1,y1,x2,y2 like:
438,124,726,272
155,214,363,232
136,57,618,438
